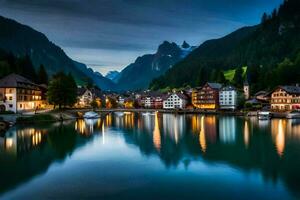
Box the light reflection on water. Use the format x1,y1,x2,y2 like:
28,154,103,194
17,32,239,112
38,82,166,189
0,113,300,199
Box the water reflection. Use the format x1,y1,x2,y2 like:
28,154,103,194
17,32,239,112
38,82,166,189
1,114,300,198
219,117,236,144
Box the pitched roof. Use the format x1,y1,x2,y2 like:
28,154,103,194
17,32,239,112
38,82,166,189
220,85,236,91
77,87,87,96
206,82,222,89
280,86,300,94
165,92,188,100
0,73,40,90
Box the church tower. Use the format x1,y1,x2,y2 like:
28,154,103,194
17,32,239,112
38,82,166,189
243,79,250,100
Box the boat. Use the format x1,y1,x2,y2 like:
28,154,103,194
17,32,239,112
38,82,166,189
142,112,155,116
286,110,300,119
258,111,270,120
83,111,100,119
114,112,124,117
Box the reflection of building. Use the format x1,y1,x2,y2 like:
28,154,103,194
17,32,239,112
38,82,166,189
162,114,185,143
75,118,102,135
219,117,236,143
0,127,46,156
271,119,286,157
219,86,238,110
192,82,222,109
153,112,161,151
270,86,300,111
163,93,188,109
0,74,45,113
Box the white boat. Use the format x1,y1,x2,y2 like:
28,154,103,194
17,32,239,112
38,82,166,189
142,112,155,116
114,112,124,117
287,110,300,119
258,111,270,120
83,111,100,119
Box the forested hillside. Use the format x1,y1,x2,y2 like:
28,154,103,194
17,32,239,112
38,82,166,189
150,0,300,92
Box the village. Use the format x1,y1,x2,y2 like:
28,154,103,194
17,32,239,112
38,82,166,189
0,73,299,120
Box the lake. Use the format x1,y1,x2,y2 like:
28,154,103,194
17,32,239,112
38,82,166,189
0,112,300,199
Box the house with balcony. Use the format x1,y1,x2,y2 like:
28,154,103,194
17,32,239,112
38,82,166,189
270,86,300,111
192,82,222,109
0,74,44,113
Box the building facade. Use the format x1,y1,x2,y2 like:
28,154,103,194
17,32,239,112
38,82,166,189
0,74,44,113
270,86,300,111
77,88,93,107
219,86,238,110
163,93,187,109
192,83,222,109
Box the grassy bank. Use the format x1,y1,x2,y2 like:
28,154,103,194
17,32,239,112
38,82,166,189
16,114,57,124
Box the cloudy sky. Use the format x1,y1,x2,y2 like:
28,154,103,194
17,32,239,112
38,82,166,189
0,0,282,75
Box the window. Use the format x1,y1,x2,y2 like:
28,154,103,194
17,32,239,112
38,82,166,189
20,104,22,108
9,104,13,108
9,96,12,101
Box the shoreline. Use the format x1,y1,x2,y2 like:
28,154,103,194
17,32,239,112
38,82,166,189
0,108,294,128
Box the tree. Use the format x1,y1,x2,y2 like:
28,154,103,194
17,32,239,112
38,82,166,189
261,12,268,24
37,64,48,85
233,67,244,87
90,100,99,110
47,72,77,109
16,55,37,81
216,70,226,84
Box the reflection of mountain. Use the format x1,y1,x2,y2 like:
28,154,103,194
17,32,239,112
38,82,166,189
1,115,300,198
0,122,95,196
111,114,300,197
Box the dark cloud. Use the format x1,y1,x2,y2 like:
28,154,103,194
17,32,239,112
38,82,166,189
0,0,282,74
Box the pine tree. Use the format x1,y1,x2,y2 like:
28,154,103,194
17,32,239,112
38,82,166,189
233,67,244,87
37,64,48,85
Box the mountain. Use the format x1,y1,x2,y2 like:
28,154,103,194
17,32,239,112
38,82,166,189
0,15,115,90
150,0,300,91
116,41,196,91
73,61,116,90
105,71,120,83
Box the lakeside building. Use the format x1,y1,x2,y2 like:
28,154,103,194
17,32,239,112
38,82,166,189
153,96,164,109
139,91,165,109
219,86,238,110
270,86,300,111
77,88,93,107
163,92,188,109
77,87,103,108
192,82,222,109
0,74,45,113
124,97,135,108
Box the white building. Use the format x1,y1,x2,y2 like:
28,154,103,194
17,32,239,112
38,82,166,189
144,96,154,108
77,88,93,107
163,93,188,109
0,74,44,113
219,86,238,110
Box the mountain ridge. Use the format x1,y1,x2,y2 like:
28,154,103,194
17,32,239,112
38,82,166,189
116,41,196,91
0,15,116,90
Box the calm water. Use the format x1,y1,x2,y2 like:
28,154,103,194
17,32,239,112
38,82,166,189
0,113,300,199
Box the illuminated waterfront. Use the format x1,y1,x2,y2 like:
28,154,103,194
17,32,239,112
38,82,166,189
0,113,300,199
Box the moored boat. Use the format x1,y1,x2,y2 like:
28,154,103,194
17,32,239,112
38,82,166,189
286,110,300,119
258,111,270,120
83,111,100,119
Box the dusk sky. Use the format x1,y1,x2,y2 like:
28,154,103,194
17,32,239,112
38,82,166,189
0,0,282,75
